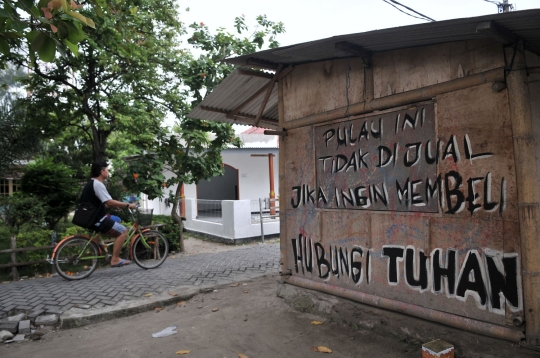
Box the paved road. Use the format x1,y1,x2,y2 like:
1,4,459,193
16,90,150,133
0,243,280,319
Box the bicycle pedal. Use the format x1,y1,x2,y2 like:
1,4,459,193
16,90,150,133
105,254,112,262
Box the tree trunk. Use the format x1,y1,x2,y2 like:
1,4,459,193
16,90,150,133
171,182,185,252
91,127,110,162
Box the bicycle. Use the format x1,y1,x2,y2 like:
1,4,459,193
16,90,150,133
48,207,169,280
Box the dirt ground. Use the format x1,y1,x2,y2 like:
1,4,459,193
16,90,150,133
2,274,425,358
1,238,537,357
180,236,275,255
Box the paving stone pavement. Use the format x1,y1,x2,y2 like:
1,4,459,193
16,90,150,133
0,243,279,319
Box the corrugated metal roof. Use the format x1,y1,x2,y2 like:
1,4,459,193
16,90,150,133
188,69,279,129
188,9,540,129
226,9,540,68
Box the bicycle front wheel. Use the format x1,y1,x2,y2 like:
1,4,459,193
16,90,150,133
131,230,169,269
54,236,99,280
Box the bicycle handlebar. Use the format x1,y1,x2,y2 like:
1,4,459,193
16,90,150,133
127,204,139,215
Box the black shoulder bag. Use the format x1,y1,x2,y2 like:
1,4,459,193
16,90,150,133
72,202,102,229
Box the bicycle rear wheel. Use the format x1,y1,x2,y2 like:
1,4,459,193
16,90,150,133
54,236,99,280
131,230,169,269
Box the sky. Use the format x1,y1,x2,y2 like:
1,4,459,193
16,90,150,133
178,0,540,48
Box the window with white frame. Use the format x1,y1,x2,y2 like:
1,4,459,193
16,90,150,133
0,179,9,196
0,179,21,196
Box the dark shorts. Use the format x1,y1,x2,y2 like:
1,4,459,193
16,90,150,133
93,217,127,238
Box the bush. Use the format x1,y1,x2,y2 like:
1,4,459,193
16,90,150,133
0,194,45,234
14,229,54,276
153,214,182,251
16,229,53,247
21,157,79,230
62,225,90,237
0,225,11,249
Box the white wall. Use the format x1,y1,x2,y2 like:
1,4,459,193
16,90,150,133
221,148,279,200
183,199,280,242
142,148,279,215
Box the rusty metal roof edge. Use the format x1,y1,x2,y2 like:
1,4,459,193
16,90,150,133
224,9,540,66
187,68,280,128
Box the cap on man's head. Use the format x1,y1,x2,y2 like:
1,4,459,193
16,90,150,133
90,161,108,178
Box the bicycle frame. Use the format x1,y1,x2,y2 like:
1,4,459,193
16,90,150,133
48,210,154,264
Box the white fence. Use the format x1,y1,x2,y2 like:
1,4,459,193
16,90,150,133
182,199,279,243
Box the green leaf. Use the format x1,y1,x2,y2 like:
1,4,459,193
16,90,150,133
37,34,56,62
56,40,66,57
57,21,69,39
37,16,52,24
30,31,47,52
3,0,15,9
94,3,103,17
63,39,77,56
0,37,9,55
19,0,34,11
26,29,39,42
130,6,138,15
65,21,85,43
10,19,27,32
0,8,11,18
1,31,22,39
30,5,41,18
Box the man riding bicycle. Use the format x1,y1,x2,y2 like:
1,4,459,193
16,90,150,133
79,161,136,267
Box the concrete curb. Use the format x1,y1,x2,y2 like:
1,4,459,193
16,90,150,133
60,286,199,330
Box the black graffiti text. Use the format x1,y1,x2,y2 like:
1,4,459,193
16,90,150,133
318,134,493,175
334,183,388,209
443,171,505,215
382,245,521,314
291,184,328,208
323,118,383,149
318,149,370,174
292,234,371,285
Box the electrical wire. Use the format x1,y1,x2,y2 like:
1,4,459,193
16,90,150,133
388,0,436,21
381,0,436,22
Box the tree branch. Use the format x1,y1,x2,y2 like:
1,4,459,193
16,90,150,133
31,62,83,96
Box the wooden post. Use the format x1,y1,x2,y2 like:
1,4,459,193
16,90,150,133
506,41,540,345
180,183,186,217
10,236,19,281
278,78,289,278
268,153,276,215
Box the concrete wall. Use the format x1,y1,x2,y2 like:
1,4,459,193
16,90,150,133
142,148,279,215
183,199,279,242
279,39,527,329
221,148,280,200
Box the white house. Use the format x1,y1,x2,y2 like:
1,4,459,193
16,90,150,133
141,127,280,217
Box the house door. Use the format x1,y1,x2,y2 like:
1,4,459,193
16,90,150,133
197,164,239,201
